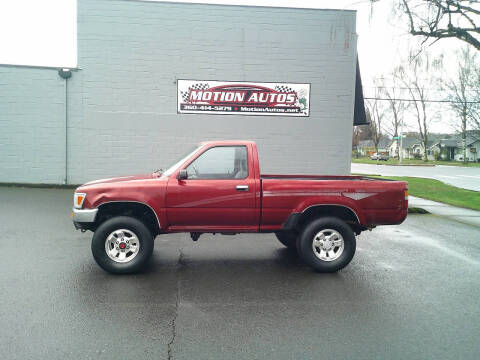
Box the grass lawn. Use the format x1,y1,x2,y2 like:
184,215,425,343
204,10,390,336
352,157,480,167
370,176,480,211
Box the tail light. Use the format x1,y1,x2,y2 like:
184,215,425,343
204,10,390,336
404,188,408,209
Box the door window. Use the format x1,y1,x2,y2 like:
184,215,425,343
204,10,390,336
186,146,248,179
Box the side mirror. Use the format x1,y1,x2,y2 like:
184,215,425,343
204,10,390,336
177,169,188,180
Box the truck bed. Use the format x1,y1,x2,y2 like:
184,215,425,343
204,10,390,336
260,175,408,229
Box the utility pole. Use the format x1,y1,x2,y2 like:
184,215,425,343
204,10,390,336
462,104,467,164
399,120,404,164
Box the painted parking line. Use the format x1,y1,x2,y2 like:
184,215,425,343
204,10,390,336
456,175,480,178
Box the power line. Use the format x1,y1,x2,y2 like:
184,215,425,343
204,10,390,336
363,85,479,95
363,85,446,92
364,97,480,104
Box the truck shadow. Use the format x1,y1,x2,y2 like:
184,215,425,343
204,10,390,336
69,238,383,355
73,235,377,309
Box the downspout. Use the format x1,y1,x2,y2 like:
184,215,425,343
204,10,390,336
58,68,72,184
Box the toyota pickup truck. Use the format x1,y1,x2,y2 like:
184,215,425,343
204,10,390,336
73,140,408,274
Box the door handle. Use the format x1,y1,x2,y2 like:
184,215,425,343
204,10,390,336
236,185,249,191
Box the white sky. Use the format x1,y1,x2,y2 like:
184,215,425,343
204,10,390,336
0,0,77,68
0,0,465,132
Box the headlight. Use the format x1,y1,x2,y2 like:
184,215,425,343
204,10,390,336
74,193,86,209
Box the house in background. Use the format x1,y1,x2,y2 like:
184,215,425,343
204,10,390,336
413,141,442,160
430,131,480,162
388,136,420,159
357,137,391,156
463,136,480,162
429,139,457,161
388,131,480,162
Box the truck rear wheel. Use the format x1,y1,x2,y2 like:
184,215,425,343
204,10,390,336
275,231,297,250
91,216,154,274
297,217,356,273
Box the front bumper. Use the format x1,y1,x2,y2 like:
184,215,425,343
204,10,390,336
72,207,98,224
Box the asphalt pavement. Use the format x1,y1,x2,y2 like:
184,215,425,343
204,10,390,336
351,163,480,191
1,187,480,360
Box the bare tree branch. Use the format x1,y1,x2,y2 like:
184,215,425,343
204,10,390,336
395,0,480,50
445,47,480,132
394,52,441,161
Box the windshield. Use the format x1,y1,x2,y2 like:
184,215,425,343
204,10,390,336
162,144,203,176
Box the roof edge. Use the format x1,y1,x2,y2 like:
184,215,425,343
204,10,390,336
112,0,357,13
0,63,80,71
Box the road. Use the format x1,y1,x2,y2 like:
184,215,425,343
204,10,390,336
351,163,480,191
1,187,480,360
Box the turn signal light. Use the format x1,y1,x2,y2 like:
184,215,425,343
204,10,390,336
74,193,86,209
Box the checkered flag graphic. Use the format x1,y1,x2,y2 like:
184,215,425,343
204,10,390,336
181,83,210,102
275,85,294,93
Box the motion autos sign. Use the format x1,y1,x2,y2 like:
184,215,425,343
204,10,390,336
177,80,310,116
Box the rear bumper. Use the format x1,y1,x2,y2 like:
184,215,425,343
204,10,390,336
72,207,98,224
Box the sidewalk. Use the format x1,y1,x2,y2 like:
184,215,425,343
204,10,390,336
409,196,480,228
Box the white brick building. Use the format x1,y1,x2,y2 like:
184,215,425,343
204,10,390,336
0,0,366,184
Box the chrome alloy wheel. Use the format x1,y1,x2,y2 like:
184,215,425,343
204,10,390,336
104,229,140,263
312,229,344,262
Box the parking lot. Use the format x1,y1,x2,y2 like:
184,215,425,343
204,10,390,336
1,186,480,360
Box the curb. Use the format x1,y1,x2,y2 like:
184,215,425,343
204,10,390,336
387,164,436,167
352,163,436,167
408,207,430,214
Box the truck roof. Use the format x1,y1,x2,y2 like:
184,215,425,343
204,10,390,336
199,140,256,146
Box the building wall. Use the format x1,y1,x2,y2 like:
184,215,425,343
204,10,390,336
0,67,66,183
1,0,357,184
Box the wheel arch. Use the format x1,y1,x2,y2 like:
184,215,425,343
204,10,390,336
284,204,366,235
95,201,162,236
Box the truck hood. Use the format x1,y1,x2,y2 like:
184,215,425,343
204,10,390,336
82,173,157,186
75,172,168,211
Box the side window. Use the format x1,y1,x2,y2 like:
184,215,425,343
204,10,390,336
186,146,248,180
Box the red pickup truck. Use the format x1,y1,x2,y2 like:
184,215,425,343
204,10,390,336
73,140,408,274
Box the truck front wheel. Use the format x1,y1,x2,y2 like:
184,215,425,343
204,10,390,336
297,217,356,273
91,216,154,274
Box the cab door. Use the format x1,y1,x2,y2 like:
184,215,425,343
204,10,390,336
165,145,257,231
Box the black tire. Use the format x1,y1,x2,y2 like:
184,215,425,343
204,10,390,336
297,217,356,273
91,216,154,274
275,231,298,250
